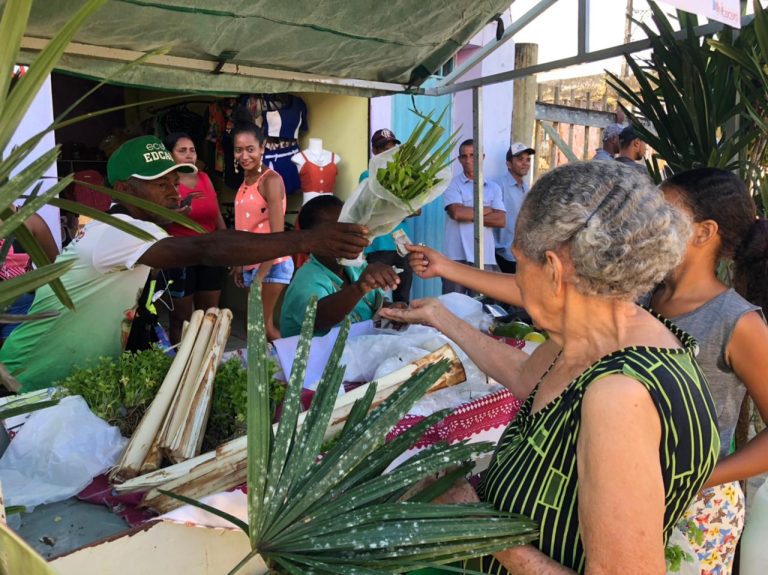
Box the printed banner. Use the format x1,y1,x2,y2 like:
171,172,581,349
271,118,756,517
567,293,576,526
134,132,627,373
664,0,741,28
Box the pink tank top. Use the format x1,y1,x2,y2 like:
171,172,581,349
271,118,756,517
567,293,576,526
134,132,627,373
235,168,288,269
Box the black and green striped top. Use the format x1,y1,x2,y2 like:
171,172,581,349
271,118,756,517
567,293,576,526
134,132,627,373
478,321,720,574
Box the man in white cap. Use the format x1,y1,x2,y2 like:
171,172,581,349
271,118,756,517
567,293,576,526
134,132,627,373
593,123,624,161
1,136,369,391
442,138,506,295
494,142,534,274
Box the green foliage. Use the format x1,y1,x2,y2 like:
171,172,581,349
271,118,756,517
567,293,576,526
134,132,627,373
56,346,173,436
664,543,693,573
203,356,282,451
607,1,767,192
376,107,460,212
165,288,539,574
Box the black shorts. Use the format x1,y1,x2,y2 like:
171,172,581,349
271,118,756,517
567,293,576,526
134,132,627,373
163,265,227,298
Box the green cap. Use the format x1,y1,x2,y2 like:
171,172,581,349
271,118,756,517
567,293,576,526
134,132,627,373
107,135,197,185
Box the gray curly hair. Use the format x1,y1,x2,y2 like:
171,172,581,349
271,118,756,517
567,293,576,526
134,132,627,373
515,161,691,300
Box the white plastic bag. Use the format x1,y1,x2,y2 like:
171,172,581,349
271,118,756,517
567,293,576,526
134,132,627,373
338,145,451,265
665,525,701,575
741,477,768,575
0,395,126,509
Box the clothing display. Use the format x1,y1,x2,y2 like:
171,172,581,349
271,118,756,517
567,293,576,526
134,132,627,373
235,168,289,271
298,151,337,194
263,144,301,195
262,95,308,140
442,173,505,266
479,319,719,573
0,214,168,391
280,255,383,338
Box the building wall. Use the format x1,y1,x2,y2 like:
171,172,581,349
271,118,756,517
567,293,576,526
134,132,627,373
299,92,369,201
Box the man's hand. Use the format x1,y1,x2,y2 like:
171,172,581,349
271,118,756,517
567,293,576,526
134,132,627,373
231,265,245,288
356,262,400,294
304,223,369,260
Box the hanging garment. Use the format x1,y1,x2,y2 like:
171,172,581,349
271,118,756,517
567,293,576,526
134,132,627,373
298,152,337,194
262,96,309,140
263,144,301,195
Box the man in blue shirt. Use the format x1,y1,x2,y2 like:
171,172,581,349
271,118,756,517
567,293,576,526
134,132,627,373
494,143,534,274
442,138,505,295
592,123,623,161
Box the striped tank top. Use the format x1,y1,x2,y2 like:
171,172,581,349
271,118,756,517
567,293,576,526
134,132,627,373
479,319,720,573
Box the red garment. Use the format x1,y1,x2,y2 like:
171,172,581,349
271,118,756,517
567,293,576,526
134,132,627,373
298,153,337,193
72,170,110,213
235,168,288,269
166,172,221,237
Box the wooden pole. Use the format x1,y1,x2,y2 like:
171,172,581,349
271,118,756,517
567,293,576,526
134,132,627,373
583,92,592,160
533,84,544,179
512,43,538,148
550,83,561,169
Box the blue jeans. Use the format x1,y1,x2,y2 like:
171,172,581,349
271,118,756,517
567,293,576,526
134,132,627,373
1,292,35,339
242,259,295,288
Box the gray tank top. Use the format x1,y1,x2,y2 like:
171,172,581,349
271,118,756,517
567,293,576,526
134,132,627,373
643,289,762,459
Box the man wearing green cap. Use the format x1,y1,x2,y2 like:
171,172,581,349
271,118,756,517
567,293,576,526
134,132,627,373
0,136,369,391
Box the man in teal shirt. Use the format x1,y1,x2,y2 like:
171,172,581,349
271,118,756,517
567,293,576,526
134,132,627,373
281,195,400,337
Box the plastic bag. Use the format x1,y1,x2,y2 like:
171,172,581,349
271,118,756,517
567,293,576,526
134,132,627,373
741,477,768,575
338,145,451,265
0,395,127,509
665,525,700,575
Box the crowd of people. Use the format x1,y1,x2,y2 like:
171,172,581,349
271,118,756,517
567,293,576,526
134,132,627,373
1,117,766,574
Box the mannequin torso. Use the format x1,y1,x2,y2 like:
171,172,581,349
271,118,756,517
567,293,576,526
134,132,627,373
293,138,340,202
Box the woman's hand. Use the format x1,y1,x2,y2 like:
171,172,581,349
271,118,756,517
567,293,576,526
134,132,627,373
377,298,447,329
406,244,448,280
231,265,245,288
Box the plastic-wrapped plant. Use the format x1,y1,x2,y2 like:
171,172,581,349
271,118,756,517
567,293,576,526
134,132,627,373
164,286,538,574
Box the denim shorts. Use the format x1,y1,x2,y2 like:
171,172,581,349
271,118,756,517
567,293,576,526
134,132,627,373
243,258,295,288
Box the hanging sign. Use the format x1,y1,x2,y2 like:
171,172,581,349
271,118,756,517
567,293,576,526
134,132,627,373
663,0,741,28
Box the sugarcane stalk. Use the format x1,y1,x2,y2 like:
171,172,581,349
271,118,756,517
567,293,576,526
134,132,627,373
119,345,465,510
109,310,205,483
169,309,233,461
158,308,219,457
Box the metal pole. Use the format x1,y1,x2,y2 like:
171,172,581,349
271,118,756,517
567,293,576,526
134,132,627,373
577,0,590,56
472,86,484,270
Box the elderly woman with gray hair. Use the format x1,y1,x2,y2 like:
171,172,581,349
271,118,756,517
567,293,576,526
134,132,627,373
380,161,719,574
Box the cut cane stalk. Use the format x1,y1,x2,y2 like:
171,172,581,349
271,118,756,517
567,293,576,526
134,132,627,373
158,308,219,458
168,309,232,462
109,310,205,483
117,345,465,511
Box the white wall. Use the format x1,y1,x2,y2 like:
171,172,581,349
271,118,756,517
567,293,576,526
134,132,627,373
451,15,516,183
8,74,61,248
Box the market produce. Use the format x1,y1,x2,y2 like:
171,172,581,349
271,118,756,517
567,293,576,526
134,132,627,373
338,108,459,264
374,107,458,212
57,345,172,437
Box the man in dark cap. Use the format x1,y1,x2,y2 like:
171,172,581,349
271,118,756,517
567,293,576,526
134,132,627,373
615,126,649,175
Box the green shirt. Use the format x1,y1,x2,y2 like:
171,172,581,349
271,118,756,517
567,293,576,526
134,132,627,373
280,255,383,337
0,215,168,391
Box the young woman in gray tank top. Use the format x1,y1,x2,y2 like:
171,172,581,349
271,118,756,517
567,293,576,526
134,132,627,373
648,168,768,575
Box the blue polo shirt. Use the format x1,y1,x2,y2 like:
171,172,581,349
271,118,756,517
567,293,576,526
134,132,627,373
280,255,383,337
494,172,528,262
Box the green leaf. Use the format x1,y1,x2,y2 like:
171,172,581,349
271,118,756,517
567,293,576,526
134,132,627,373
48,198,156,242
0,260,73,309
71,180,205,234
0,0,33,113
157,489,249,534
0,0,108,152
246,284,270,547
0,398,59,420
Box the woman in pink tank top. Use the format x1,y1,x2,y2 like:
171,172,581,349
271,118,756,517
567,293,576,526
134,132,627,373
232,122,293,341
